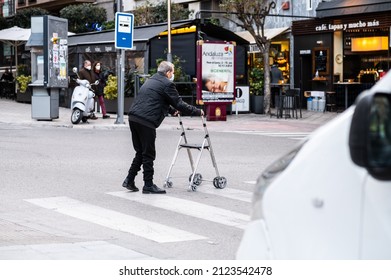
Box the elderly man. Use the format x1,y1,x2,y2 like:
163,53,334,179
123,61,204,194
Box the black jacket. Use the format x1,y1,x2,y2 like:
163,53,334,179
129,72,202,128
93,71,106,96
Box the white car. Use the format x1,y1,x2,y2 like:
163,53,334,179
237,72,391,260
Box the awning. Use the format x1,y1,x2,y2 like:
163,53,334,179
235,27,289,44
169,20,249,45
316,0,391,18
67,21,191,49
0,26,31,43
0,26,31,72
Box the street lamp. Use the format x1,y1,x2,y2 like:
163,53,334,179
167,0,172,62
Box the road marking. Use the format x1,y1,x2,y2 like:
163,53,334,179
227,130,310,140
197,186,253,203
244,180,257,185
24,196,206,243
0,241,155,260
107,191,250,229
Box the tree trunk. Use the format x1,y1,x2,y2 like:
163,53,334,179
263,42,271,115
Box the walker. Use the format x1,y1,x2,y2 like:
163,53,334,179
163,114,227,191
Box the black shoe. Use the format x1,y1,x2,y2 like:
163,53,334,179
90,114,98,120
122,177,139,192
142,184,166,194
103,115,110,119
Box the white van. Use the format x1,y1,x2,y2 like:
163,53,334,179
237,72,391,260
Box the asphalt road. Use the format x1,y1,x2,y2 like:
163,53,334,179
0,122,308,260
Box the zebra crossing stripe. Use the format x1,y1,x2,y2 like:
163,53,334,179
247,132,309,137
24,196,207,243
258,133,309,139
227,130,310,139
197,186,253,203
107,191,250,229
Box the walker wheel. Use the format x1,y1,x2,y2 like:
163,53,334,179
190,183,198,192
213,176,227,189
189,173,203,185
164,180,173,188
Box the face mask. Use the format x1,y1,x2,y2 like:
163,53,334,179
96,66,101,70
86,66,91,71
169,74,175,81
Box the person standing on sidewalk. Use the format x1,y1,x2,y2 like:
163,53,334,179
123,61,204,194
78,60,98,120
92,61,110,119
1,68,14,82
270,63,284,108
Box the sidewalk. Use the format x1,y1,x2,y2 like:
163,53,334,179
0,99,339,132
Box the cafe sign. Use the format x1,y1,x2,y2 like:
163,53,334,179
315,19,380,32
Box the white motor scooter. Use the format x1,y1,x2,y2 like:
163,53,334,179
70,67,99,124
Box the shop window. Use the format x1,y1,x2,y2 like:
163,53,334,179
0,44,12,68
2,0,14,17
306,0,312,11
351,37,388,52
312,47,329,76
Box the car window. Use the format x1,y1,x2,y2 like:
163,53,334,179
368,95,391,166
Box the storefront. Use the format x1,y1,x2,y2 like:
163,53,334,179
292,0,391,109
66,20,249,109
236,27,291,83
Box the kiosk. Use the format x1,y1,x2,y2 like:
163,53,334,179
27,15,68,120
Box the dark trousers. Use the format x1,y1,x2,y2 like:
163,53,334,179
127,121,156,185
271,87,280,108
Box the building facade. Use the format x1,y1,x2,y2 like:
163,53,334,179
7,0,379,112
292,0,391,109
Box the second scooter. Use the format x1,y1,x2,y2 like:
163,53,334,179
70,67,99,124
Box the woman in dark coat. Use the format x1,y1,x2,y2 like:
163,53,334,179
92,61,110,119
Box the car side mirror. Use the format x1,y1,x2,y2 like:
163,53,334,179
349,92,391,180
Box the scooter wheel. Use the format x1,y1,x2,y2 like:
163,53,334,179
213,176,227,189
71,109,82,124
164,181,173,188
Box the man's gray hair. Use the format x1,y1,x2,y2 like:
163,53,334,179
158,61,174,73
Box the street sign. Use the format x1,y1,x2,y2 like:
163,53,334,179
115,12,134,49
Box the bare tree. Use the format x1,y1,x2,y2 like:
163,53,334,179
220,0,276,114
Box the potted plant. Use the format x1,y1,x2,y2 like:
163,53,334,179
16,64,32,103
103,74,135,114
249,67,264,114
103,74,118,100
16,74,32,93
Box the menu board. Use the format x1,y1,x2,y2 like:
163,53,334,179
313,47,329,75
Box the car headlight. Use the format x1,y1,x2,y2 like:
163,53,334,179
251,140,307,220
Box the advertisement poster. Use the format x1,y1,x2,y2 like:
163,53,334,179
197,41,236,104
44,15,68,88
231,86,250,112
